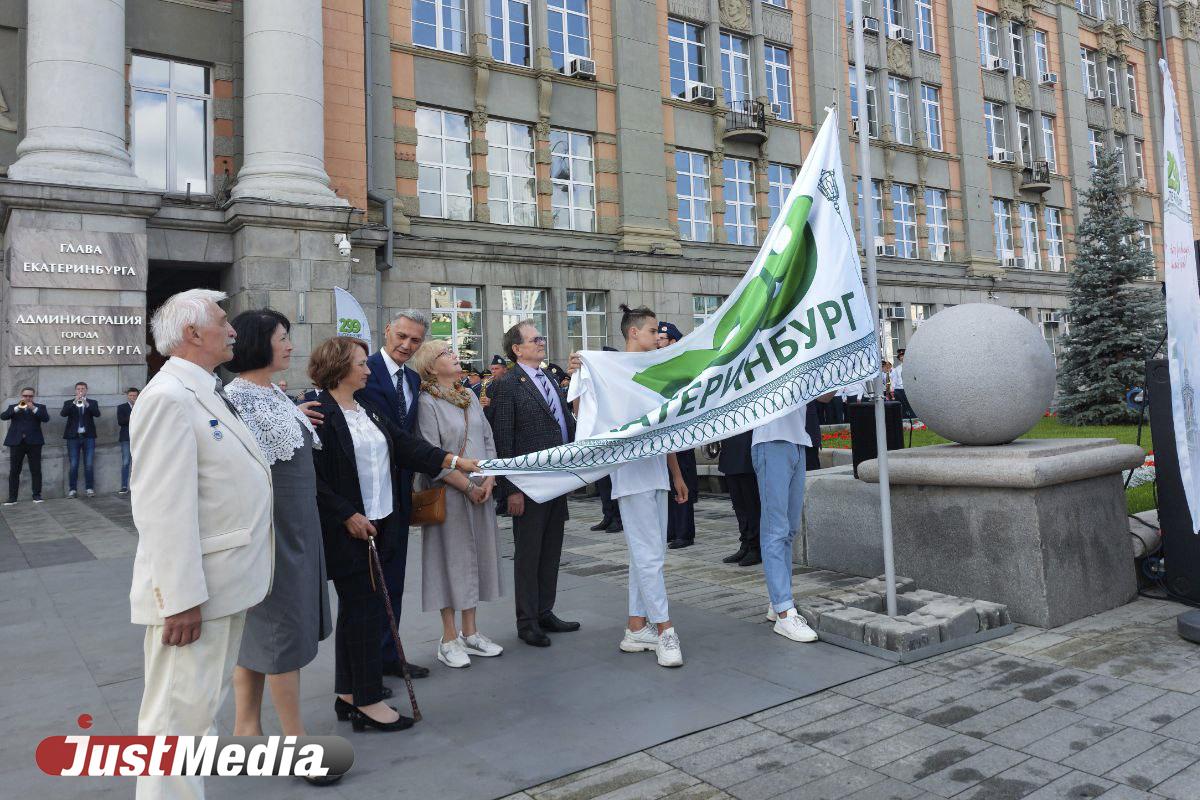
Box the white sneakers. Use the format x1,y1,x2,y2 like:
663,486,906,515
619,625,660,653
438,632,504,668
656,630,684,667
620,625,683,667
767,605,819,643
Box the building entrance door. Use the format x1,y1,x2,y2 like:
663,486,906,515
145,263,225,379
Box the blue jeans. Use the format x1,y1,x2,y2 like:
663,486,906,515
751,441,807,614
67,437,96,491
120,440,132,490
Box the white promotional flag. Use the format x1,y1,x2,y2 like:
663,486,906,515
333,287,372,345
1159,61,1200,535
479,108,880,502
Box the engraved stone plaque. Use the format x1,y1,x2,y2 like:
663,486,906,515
6,228,147,291
7,305,147,366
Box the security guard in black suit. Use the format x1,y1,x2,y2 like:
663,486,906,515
2,387,50,504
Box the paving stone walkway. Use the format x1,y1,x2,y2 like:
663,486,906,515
2,492,1198,800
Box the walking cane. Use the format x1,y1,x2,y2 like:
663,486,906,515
366,535,422,722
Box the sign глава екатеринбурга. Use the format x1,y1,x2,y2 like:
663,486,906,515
6,228,146,291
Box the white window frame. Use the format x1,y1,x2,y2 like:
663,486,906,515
993,198,1014,260
1009,21,1026,78
1106,57,1121,107
849,67,879,138
720,32,753,107
764,44,793,122
566,290,607,353
550,129,595,232
1017,109,1034,168
487,120,537,227
767,163,797,226
892,183,918,258
978,11,1000,65
1081,48,1099,95
413,0,468,54
1127,63,1139,114
1114,138,1128,184
502,288,549,354
723,157,757,246
1133,139,1146,181
547,0,591,72
693,294,724,327
924,187,949,261
668,18,706,99
1088,128,1104,166
1139,221,1153,253
130,55,213,194
915,0,935,53
487,0,531,66
430,285,484,372
883,0,904,26
888,76,912,145
676,150,712,242
1040,115,1057,172
857,178,884,244
1019,202,1041,270
1034,30,1050,78
984,101,1007,154
417,106,473,220
921,83,942,151
1045,206,1065,271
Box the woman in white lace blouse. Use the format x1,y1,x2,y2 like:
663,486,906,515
224,309,337,786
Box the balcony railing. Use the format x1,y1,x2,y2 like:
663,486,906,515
1020,160,1052,192
725,100,768,142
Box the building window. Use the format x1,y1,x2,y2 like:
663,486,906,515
487,120,536,227
487,0,531,66
723,157,756,246
763,0,787,6
915,0,935,52
764,45,793,122
550,129,595,231
1106,57,1121,106
993,198,1013,260
676,150,712,242
1081,48,1099,95
768,163,797,226
566,290,607,353
547,0,590,72
1040,115,1057,172
857,178,884,244
1042,310,1064,366
924,188,949,261
984,101,1007,155
1034,30,1050,78
1009,22,1026,78
417,107,472,220
1019,202,1041,270
883,0,904,26
1127,64,1139,113
1017,109,1034,168
880,314,901,362
888,77,912,145
413,0,468,54
1077,0,1097,17
668,18,706,99
693,294,724,327
131,55,211,193
1045,207,1065,271
502,288,548,350
1114,138,1128,184
1133,139,1146,182
720,33,753,106
1088,128,1104,166
892,184,917,258
910,303,933,329
430,285,483,372
978,11,1000,65
849,67,879,138
1140,221,1153,253
921,84,942,151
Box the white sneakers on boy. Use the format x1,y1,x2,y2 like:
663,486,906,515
619,625,660,653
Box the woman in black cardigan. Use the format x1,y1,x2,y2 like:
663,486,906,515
309,336,480,732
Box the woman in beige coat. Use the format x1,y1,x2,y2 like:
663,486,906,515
410,340,506,669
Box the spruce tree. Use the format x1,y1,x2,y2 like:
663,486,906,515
1057,148,1164,424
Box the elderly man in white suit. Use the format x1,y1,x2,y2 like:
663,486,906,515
130,289,273,800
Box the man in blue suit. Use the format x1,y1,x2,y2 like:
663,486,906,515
61,381,101,498
3,387,50,505
355,310,431,679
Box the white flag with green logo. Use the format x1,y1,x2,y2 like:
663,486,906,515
479,108,880,502
334,287,372,344
1159,61,1200,535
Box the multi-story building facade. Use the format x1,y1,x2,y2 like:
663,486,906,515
0,0,1195,494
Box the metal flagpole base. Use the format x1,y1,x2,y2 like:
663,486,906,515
1179,610,1200,644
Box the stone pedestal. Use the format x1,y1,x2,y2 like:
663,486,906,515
854,438,1145,628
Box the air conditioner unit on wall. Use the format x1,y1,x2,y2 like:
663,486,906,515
863,16,881,34
883,305,907,319
770,101,785,117
877,243,897,257
1088,89,1107,102
1003,255,1020,269
987,56,1010,73
567,57,596,79
1040,72,1059,86
686,82,716,105
1039,310,1061,324
991,149,1016,164
888,24,914,43
930,243,948,261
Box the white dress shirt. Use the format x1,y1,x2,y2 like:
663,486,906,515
343,404,393,521
892,363,904,390
380,348,413,411
752,405,812,448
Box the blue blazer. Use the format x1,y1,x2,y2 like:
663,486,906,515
60,398,101,440
355,351,421,518
2,403,50,446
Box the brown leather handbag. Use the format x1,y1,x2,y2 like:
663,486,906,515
409,406,469,527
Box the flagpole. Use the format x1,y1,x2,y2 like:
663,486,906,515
850,0,899,617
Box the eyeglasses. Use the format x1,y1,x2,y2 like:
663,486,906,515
524,336,547,346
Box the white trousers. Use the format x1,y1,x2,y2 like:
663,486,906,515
136,612,245,800
617,489,670,624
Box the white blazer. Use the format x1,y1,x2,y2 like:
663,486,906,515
129,357,274,625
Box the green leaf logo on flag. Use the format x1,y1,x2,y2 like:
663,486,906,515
1168,152,1181,193
633,195,820,398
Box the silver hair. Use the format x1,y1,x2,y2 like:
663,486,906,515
388,309,430,334
150,289,228,357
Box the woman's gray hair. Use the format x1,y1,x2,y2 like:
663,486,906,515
150,289,228,356
389,309,429,333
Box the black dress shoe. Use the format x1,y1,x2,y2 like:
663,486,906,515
667,539,694,549
538,612,581,632
607,519,623,532
590,517,613,531
348,706,414,732
722,544,750,564
334,687,394,721
383,661,430,679
738,547,762,567
518,626,552,647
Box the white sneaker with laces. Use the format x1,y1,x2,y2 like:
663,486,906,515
619,626,660,653
461,632,503,657
85,489,95,498
774,612,818,643
656,629,683,667
437,637,471,668
766,605,778,622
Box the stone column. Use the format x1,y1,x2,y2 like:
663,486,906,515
7,0,143,189
233,0,347,206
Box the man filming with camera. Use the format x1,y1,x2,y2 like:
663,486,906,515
2,388,50,505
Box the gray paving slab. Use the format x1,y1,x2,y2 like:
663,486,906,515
1152,758,1200,800
1060,728,1164,776
843,723,958,771
1017,770,1115,800
1102,739,1200,792
910,743,1028,797
984,708,1085,751
951,757,1072,800
1020,719,1125,764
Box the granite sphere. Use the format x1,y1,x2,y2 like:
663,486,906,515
904,303,1056,445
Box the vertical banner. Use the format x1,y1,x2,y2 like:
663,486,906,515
1159,61,1200,535
333,287,372,345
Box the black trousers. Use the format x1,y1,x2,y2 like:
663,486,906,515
378,517,409,667
895,389,914,419
726,473,760,546
333,571,386,707
8,443,42,501
667,494,696,543
597,475,620,522
513,495,567,628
